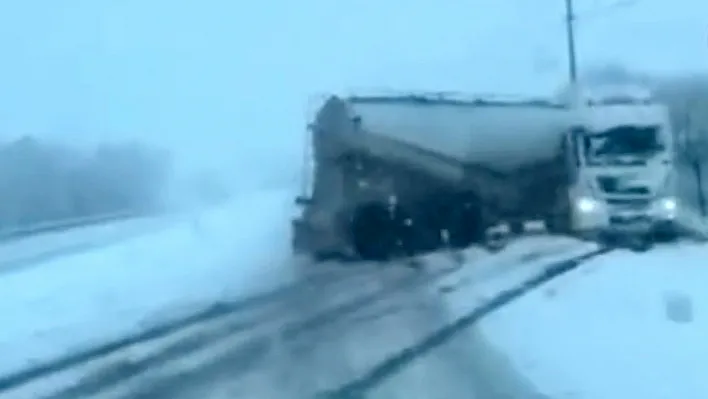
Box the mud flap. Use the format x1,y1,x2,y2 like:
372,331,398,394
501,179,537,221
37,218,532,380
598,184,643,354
291,219,350,262
292,219,317,255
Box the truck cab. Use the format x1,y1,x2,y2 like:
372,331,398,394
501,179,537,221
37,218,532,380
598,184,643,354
566,84,678,243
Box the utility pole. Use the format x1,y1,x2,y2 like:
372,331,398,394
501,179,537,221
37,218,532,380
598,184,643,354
564,0,580,108
564,0,578,83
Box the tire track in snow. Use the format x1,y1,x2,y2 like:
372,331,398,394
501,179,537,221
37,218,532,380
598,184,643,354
4,239,594,398
72,241,587,399
64,261,460,399
0,258,385,395
319,247,612,398
2,256,453,399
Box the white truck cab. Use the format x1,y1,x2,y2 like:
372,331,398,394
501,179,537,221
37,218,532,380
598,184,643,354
566,84,678,242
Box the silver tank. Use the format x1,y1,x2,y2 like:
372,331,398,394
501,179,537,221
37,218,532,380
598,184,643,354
341,93,574,174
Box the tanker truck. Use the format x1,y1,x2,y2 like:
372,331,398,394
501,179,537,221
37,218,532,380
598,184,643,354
292,87,678,261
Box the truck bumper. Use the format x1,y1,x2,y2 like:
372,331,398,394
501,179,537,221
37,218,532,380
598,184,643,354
573,198,679,238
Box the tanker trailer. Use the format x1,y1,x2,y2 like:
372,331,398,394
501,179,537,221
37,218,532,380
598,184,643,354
292,93,576,262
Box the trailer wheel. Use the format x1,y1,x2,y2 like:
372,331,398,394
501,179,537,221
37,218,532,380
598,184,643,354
652,222,679,243
400,211,441,256
350,203,398,261
509,221,524,235
545,211,570,235
446,199,485,249
629,234,654,252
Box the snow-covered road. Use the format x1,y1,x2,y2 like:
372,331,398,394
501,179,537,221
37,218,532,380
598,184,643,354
2,186,708,398
0,190,296,384
0,230,601,398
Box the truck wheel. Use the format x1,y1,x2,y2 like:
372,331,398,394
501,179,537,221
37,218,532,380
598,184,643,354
629,234,654,252
405,196,451,255
350,203,398,261
509,221,524,235
545,212,570,235
652,222,678,243
447,203,485,249
401,216,440,256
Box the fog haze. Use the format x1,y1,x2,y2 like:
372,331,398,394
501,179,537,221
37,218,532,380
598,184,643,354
0,0,705,186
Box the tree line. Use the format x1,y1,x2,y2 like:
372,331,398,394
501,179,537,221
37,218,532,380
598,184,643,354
0,136,172,231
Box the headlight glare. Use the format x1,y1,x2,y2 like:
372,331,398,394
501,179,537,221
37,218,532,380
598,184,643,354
576,197,597,213
660,197,677,211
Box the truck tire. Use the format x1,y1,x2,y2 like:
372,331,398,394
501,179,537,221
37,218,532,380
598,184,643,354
350,203,398,261
545,211,570,235
446,198,485,249
629,234,654,252
399,195,450,255
509,221,524,235
400,212,441,256
652,221,678,243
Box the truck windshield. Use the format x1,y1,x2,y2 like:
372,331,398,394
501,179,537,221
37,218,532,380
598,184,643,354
582,126,665,165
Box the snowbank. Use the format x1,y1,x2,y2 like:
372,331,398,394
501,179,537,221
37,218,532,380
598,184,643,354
0,188,297,378
478,242,708,399
0,215,180,273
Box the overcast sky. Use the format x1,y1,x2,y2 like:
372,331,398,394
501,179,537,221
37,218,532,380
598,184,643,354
0,0,705,175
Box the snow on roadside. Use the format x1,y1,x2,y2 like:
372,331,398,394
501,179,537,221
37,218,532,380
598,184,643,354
431,236,599,307
475,242,708,399
0,187,297,378
0,215,181,273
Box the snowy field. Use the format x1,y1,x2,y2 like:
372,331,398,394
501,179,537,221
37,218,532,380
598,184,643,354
0,188,296,379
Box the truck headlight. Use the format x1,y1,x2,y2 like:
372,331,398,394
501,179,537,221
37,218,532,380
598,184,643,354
659,197,677,211
576,197,598,213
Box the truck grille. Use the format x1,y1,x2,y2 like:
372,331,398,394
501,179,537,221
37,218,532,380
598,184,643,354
605,198,651,207
596,176,650,195
609,214,649,225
